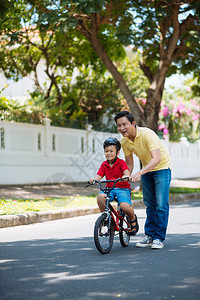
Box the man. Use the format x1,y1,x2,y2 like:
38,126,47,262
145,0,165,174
114,111,171,249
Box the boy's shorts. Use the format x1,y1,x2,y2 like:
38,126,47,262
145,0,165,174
100,188,132,205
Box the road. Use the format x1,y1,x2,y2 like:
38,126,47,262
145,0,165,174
0,199,200,300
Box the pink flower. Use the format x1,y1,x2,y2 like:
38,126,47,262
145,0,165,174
142,98,146,104
162,106,169,117
177,102,185,114
158,124,165,130
192,114,199,121
163,128,169,135
172,105,177,115
186,109,192,115
186,87,191,92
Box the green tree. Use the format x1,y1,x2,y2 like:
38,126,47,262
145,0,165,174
0,0,127,125
26,0,200,132
0,20,87,105
1,1,200,133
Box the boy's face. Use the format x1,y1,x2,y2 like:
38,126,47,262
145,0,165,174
104,145,118,162
116,116,136,137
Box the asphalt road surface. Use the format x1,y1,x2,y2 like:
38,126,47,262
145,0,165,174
0,199,200,300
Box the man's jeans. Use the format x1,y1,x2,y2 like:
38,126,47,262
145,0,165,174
141,168,171,241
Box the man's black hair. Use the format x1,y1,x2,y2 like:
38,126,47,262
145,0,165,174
114,111,135,124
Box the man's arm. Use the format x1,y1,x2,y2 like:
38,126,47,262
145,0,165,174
125,154,134,174
130,148,161,182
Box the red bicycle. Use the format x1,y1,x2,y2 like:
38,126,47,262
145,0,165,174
85,177,133,254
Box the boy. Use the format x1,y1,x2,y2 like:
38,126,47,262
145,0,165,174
89,137,139,235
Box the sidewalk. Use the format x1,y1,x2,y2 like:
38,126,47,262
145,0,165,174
0,178,200,228
1,178,200,200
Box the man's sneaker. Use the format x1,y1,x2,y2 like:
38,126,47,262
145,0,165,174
151,239,164,249
136,236,153,247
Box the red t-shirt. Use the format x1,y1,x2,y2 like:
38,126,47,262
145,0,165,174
97,158,131,189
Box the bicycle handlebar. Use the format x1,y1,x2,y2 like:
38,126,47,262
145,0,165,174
85,177,129,192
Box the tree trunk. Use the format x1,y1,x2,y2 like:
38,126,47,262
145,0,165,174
90,36,145,125
76,6,180,132
144,69,167,132
77,25,146,126
144,84,165,132
142,6,180,131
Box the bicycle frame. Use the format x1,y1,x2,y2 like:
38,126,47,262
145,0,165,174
97,183,131,234
86,177,133,254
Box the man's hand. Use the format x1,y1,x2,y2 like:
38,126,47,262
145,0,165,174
129,172,141,182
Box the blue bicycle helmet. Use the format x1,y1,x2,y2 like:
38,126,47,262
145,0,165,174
103,137,121,151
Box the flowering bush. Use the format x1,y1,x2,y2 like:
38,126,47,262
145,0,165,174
135,86,200,142
158,91,200,142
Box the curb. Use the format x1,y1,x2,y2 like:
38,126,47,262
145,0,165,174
0,194,199,228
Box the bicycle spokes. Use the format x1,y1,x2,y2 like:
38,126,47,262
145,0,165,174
94,214,114,254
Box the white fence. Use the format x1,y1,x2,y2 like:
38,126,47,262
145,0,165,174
0,120,199,185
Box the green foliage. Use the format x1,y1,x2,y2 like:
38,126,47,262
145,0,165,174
1,0,200,132
0,50,150,130
128,0,200,77
0,96,44,123
72,70,123,124
0,0,27,34
118,52,149,98
0,0,128,128
28,87,84,128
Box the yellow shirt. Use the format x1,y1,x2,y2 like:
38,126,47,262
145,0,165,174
121,127,171,171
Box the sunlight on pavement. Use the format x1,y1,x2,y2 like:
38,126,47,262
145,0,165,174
43,271,114,283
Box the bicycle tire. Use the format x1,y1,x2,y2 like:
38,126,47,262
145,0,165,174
119,214,130,247
94,214,114,254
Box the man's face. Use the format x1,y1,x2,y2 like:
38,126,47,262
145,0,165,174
116,116,135,137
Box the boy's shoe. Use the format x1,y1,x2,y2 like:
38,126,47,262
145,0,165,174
151,239,164,249
128,214,139,236
136,236,153,247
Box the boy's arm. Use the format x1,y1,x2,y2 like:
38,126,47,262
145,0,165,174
89,174,102,184
122,168,131,181
123,169,130,177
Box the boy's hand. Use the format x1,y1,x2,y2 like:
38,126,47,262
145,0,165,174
122,175,129,181
88,179,94,184
88,175,102,184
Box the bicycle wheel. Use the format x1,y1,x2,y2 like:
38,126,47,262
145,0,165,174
94,214,114,254
119,215,130,247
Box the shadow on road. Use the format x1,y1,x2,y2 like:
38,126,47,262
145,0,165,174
1,232,200,300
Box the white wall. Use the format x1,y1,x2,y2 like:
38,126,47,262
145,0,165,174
0,120,199,185
0,120,140,185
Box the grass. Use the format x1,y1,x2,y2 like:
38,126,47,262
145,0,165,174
0,196,97,216
0,187,199,216
169,187,200,194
